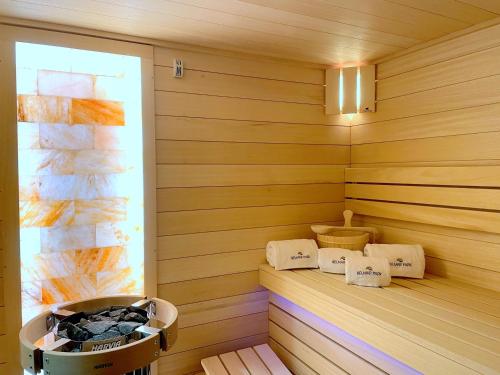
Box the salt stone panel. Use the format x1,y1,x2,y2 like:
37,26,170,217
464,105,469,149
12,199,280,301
75,246,127,274
22,250,77,282
74,150,129,174
71,99,125,126
97,266,143,296
69,49,127,76
96,222,130,247
21,281,42,308
74,198,128,225
17,95,71,124
94,76,126,101
41,225,95,253
18,175,40,201
39,123,93,150
39,175,96,200
17,122,40,149
19,200,74,228
18,149,75,176
94,173,129,198
94,126,128,150
19,227,41,256
16,68,38,95
38,70,94,99
42,273,97,304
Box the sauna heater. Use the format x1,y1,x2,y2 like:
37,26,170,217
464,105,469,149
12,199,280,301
19,296,178,375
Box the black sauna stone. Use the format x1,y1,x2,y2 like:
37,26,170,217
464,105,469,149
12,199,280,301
123,312,148,324
67,323,90,341
89,329,122,342
117,321,142,335
109,308,127,318
84,321,118,335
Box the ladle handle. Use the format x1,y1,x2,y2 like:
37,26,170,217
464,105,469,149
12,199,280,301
343,210,353,228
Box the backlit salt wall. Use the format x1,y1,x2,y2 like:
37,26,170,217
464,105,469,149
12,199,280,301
15,42,144,322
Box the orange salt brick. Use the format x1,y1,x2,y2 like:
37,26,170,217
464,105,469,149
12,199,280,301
97,266,143,296
19,200,74,228
17,95,70,123
74,246,126,274
42,274,96,304
71,98,125,126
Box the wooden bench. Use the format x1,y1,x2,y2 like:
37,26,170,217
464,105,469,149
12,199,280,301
260,264,500,375
201,344,291,375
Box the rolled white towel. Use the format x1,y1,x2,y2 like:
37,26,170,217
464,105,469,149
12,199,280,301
266,239,318,271
364,244,425,279
345,256,391,287
318,248,363,274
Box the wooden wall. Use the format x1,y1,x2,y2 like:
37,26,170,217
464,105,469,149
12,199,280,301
153,48,349,374
347,22,500,291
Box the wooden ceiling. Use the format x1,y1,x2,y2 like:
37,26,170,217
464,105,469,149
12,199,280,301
0,0,499,65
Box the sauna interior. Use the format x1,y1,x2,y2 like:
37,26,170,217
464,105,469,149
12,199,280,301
1,1,500,374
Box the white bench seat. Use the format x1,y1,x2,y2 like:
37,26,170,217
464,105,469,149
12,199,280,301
201,344,291,375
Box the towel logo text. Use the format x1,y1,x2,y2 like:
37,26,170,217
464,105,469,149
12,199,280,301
357,266,382,276
331,255,346,264
390,257,412,267
291,251,311,260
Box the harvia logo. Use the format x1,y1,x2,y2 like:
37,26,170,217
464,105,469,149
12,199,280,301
357,265,382,276
94,362,113,370
390,257,412,267
91,341,121,351
332,255,346,264
291,251,310,260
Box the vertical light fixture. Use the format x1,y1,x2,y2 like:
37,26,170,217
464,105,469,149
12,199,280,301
325,65,376,115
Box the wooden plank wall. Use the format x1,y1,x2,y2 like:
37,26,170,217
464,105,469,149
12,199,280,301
153,48,349,374
268,292,417,375
347,23,500,291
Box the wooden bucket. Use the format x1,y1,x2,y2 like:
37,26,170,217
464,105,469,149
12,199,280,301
312,210,378,250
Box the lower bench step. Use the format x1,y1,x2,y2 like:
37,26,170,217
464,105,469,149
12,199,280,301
201,344,292,375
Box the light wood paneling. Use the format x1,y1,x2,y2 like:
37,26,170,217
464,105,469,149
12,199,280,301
352,132,500,164
346,184,500,211
353,74,500,126
2,1,498,65
158,271,265,306
261,266,500,374
0,335,6,364
378,45,500,100
348,23,500,290
159,334,268,375
157,140,350,165
346,199,500,235
351,102,500,145
157,222,338,260
158,184,344,212
269,304,384,374
154,66,324,105
154,46,346,374
346,166,500,186
177,291,269,329
378,22,500,79
156,91,334,125
154,47,324,84
157,164,345,188
269,322,347,374
270,293,418,375
158,249,266,284
167,312,268,355
158,202,344,235
269,339,316,375
155,116,350,145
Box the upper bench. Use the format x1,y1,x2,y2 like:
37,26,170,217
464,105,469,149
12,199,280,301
260,264,500,375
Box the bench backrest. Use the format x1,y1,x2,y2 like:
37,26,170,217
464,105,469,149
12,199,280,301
346,166,500,291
